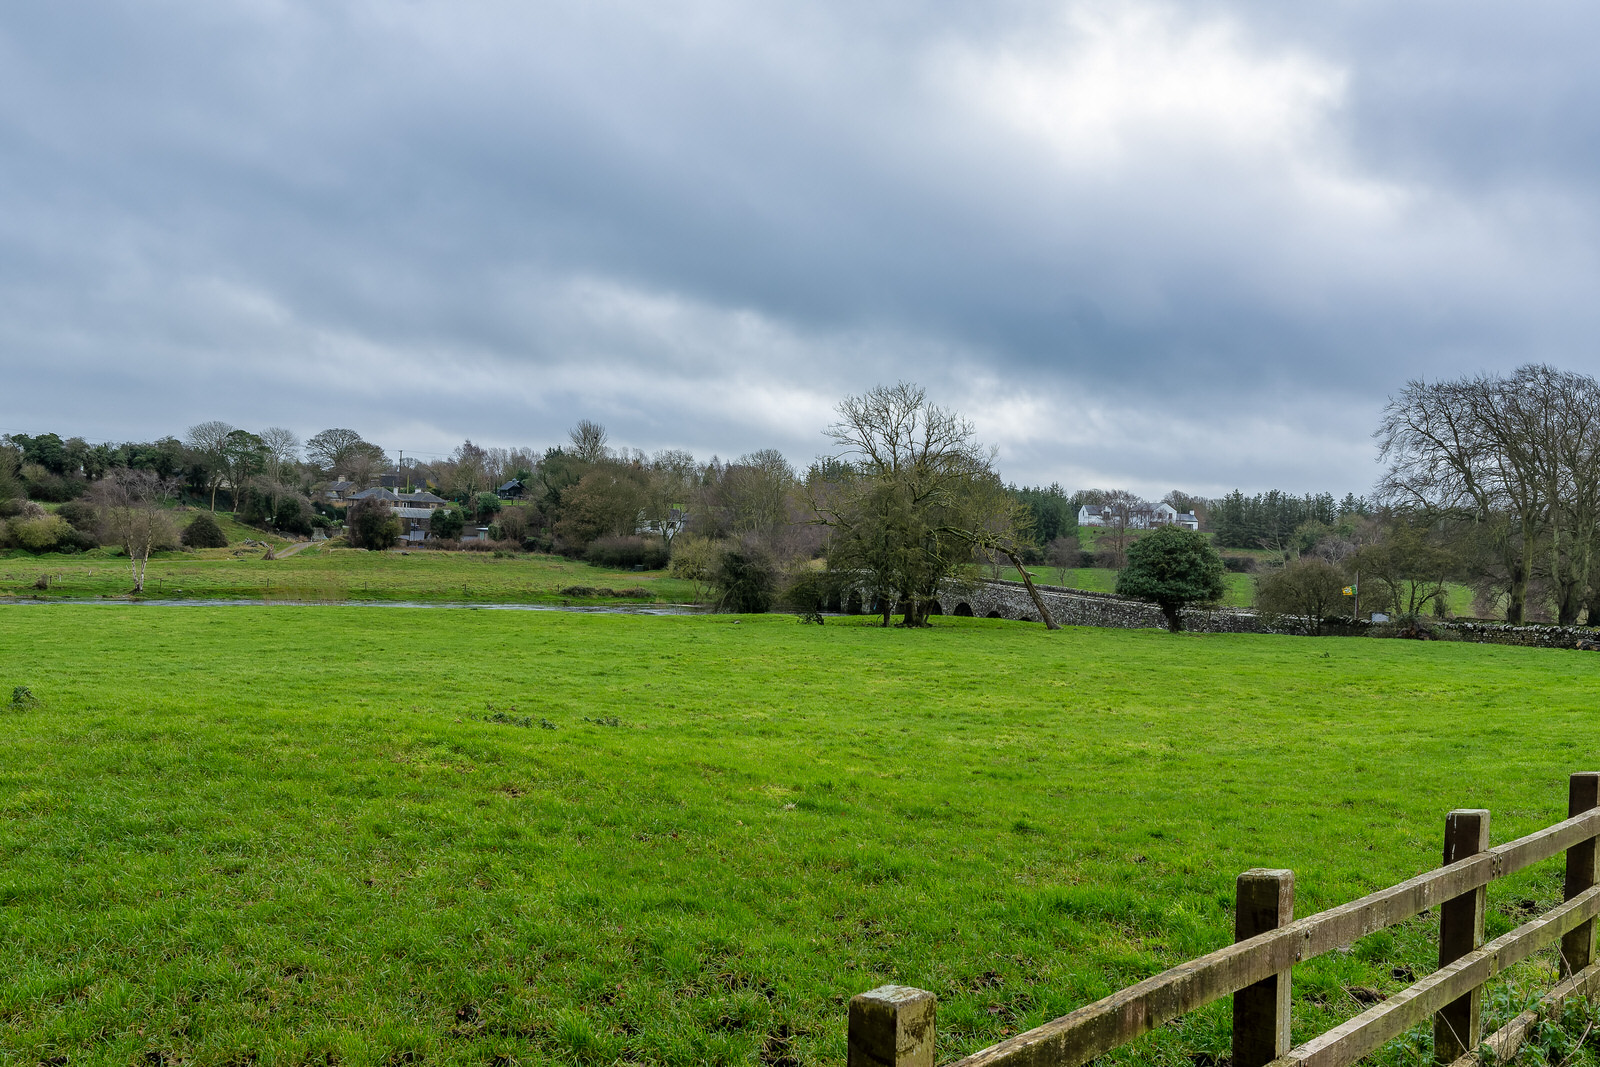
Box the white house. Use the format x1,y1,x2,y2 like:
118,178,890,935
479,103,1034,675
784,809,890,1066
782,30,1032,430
1078,501,1200,531
636,507,688,541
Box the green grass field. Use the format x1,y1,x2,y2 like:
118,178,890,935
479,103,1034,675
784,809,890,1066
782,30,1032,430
1018,565,1257,608
0,545,697,606
2,608,1596,1065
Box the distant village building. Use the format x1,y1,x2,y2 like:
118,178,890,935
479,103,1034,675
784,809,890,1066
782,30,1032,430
395,507,438,542
1077,502,1199,531
636,507,688,540
347,487,447,510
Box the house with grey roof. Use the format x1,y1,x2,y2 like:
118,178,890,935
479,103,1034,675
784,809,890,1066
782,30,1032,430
1077,501,1200,531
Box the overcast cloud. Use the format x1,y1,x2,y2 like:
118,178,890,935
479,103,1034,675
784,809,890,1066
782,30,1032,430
3,1,1598,497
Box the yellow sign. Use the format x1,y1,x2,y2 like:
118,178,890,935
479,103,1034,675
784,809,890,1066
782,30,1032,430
1342,586,1355,596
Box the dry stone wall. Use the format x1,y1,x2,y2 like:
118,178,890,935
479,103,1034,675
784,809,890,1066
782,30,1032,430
929,579,1598,647
930,580,1333,635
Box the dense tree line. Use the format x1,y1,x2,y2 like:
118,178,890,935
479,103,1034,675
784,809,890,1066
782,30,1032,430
1207,490,1372,551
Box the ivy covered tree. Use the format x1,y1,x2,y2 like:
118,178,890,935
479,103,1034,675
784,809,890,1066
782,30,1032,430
346,497,399,551
713,546,777,613
1115,524,1226,632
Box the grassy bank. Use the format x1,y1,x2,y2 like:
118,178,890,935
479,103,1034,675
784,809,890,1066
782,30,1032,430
1017,564,1256,608
0,546,696,605
1,608,1595,1064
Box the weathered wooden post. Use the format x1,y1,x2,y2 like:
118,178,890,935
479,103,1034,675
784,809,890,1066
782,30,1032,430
1434,808,1491,1063
1561,772,1600,977
1232,868,1294,1067
848,985,937,1067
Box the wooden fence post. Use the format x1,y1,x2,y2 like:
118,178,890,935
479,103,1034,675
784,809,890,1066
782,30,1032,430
848,985,936,1067
1434,808,1491,1063
1232,868,1294,1067
1562,772,1600,977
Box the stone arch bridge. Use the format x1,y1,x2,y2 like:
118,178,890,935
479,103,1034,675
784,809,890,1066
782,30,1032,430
829,578,1282,634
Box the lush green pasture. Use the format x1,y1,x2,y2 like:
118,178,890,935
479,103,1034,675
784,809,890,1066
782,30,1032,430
2,609,1595,1065
1020,565,1255,608
0,547,695,605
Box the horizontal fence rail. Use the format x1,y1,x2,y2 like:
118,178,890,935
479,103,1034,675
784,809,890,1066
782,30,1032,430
1450,958,1600,1067
847,772,1600,1067
1273,885,1600,1067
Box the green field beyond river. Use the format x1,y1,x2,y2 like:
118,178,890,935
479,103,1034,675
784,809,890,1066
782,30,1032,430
1,608,1595,1065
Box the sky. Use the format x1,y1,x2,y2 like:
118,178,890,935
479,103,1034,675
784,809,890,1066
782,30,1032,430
4,1,1599,500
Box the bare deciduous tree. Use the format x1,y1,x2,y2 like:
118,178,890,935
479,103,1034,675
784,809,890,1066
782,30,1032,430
93,469,177,593
568,420,609,464
815,382,1054,628
1378,365,1600,624
1254,557,1347,634
185,420,234,512
1096,489,1149,569
259,427,300,480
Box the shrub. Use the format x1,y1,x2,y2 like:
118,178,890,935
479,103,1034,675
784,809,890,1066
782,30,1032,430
8,514,70,553
584,535,669,570
56,500,98,532
20,464,85,502
57,526,99,552
1254,557,1345,633
429,506,466,541
234,486,274,526
1222,554,1257,573
346,498,399,551
714,548,778,613
781,568,838,623
182,512,229,549
494,504,535,543
274,496,316,537
473,492,504,521
460,539,522,553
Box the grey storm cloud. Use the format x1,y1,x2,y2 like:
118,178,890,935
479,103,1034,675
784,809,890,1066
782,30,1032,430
3,0,1599,496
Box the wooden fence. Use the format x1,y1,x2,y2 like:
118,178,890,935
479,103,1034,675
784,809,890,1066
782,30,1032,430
848,773,1600,1067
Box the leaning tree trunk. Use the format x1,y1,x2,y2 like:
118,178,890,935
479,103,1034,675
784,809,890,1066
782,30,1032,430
1001,549,1061,631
